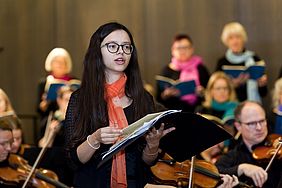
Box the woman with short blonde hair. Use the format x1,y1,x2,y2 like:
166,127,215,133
37,48,77,119
221,22,248,46
45,48,72,74
216,22,267,103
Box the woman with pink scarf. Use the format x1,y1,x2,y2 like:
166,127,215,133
156,34,210,112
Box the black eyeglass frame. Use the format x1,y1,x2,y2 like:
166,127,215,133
239,119,267,129
101,42,134,55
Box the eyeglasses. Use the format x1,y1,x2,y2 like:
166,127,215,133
101,42,134,55
239,119,267,129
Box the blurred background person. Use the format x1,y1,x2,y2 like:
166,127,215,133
216,22,267,103
0,88,25,154
4,116,24,155
195,72,239,162
36,85,75,186
0,119,13,163
37,47,76,120
38,85,74,147
0,88,15,117
271,77,282,134
195,72,238,135
156,34,210,112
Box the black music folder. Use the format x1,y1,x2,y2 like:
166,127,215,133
98,110,232,167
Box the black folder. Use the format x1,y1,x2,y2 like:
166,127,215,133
98,111,232,167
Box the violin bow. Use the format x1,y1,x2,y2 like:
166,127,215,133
264,138,282,172
188,156,196,188
22,112,57,188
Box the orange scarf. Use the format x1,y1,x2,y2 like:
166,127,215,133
105,74,128,188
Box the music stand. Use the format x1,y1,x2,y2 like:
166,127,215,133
156,112,231,188
157,112,231,162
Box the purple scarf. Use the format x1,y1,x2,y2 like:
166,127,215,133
170,55,202,104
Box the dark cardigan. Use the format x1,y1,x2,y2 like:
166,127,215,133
64,90,157,188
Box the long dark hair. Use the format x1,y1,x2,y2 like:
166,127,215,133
71,22,148,146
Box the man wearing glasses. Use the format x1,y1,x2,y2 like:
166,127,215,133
215,101,282,188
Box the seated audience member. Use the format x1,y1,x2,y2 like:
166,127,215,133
156,34,210,112
271,78,282,134
216,22,267,103
215,101,282,188
38,85,74,147
37,48,76,120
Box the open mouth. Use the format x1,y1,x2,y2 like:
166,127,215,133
114,58,125,65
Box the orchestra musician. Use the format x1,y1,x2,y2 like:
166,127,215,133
0,119,13,163
5,116,24,155
0,88,25,155
215,101,282,187
144,173,239,188
0,88,72,187
0,119,19,188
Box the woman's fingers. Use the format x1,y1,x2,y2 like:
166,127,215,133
97,127,122,144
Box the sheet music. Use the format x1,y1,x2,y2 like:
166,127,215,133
101,110,180,161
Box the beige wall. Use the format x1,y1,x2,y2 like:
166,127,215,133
1,0,281,143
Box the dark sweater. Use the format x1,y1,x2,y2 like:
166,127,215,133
64,90,156,188
215,139,282,188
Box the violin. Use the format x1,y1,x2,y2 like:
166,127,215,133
150,153,252,188
252,134,282,161
0,154,69,188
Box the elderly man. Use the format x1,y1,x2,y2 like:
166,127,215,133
215,101,282,188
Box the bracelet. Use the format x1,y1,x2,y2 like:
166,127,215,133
143,149,159,156
86,135,100,150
